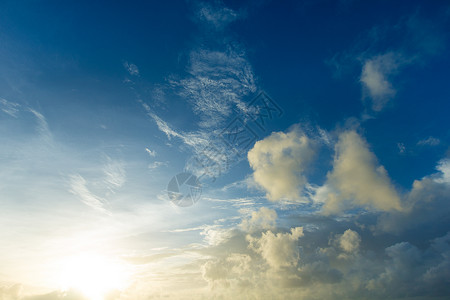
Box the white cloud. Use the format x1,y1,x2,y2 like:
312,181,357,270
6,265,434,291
436,159,450,183
148,161,167,170
123,61,139,76
240,207,277,232
0,98,20,117
360,53,400,111
376,158,450,234
248,128,317,201
247,227,304,269
196,2,240,30
173,48,256,128
335,229,361,253
68,174,110,214
145,147,157,157
418,136,441,146
103,159,126,189
28,108,52,142
317,131,402,214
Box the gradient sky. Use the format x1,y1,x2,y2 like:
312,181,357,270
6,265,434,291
1,1,450,299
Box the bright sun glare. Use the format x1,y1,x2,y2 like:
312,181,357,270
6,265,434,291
58,253,129,300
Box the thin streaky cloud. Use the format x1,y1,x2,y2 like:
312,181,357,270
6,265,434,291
417,136,441,146
145,147,157,157
0,98,20,117
68,174,111,215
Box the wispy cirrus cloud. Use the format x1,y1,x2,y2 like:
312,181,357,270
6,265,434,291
0,98,20,117
172,47,257,129
103,159,126,189
134,1,259,179
123,61,139,76
145,147,157,157
195,1,241,30
148,161,168,170
417,136,441,146
68,174,111,215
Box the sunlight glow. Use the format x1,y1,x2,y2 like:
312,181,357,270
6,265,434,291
58,253,129,300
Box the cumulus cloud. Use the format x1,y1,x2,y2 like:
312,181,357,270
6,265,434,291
436,159,450,183
335,229,361,253
248,128,317,201
360,53,401,111
376,158,450,234
247,227,304,269
240,207,277,232
316,131,402,214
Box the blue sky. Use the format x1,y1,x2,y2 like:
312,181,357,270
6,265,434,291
1,1,450,299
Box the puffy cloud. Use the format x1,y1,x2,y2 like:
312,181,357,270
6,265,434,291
247,227,304,269
360,53,400,111
202,253,252,285
436,159,450,184
336,229,361,253
240,207,277,232
317,131,402,214
248,128,317,201
376,158,450,234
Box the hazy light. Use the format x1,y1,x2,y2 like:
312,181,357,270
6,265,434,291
58,253,129,300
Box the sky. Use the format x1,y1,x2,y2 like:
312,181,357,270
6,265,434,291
1,0,450,299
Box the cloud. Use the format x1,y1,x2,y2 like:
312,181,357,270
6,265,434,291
247,227,304,269
28,108,53,143
436,159,450,183
334,229,361,253
148,161,167,170
145,147,157,157
0,98,20,117
248,127,317,201
360,53,401,111
103,159,126,189
316,131,402,214
68,174,110,214
397,142,406,154
376,158,450,234
123,61,139,76
173,48,257,128
240,207,277,232
418,136,441,146
196,1,240,30
0,284,21,300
